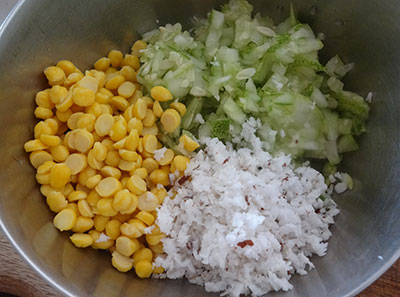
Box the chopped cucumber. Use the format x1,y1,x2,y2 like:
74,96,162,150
138,0,369,165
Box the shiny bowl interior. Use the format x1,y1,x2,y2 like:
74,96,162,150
0,0,399,296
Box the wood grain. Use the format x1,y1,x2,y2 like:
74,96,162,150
0,231,60,297
357,261,400,297
0,230,398,297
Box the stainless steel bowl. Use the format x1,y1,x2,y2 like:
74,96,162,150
0,0,399,296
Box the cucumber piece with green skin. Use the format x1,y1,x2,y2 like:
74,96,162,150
139,0,369,167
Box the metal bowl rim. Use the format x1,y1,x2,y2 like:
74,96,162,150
0,1,398,296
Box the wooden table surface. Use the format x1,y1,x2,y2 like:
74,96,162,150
0,231,398,297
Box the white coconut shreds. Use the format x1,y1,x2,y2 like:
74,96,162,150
153,147,168,161
96,233,110,243
154,136,340,297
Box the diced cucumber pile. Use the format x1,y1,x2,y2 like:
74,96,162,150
137,0,369,165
